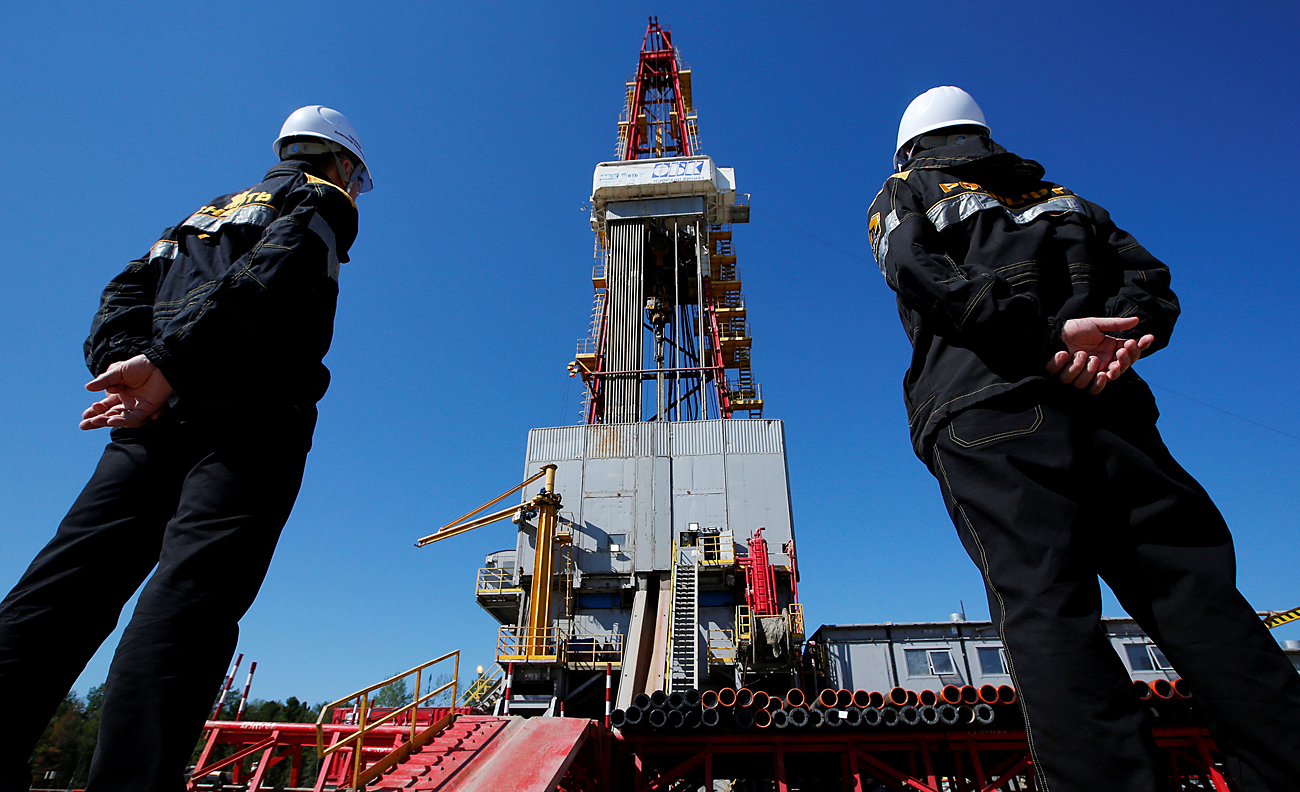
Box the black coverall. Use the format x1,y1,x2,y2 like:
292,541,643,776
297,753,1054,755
868,136,1300,791
0,160,357,792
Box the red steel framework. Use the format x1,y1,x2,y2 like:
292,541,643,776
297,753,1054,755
621,17,693,161
611,727,1231,792
578,17,753,425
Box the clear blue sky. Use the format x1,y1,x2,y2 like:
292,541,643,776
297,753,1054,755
3,2,1297,707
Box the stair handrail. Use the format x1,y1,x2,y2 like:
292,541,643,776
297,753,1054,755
459,663,504,709
314,650,461,790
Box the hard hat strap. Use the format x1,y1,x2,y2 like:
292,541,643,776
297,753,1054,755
328,146,364,196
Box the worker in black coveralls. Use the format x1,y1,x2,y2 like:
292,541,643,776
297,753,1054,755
0,105,371,792
867,86,1300,791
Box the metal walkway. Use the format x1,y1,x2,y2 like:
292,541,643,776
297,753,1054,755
667,544,699,693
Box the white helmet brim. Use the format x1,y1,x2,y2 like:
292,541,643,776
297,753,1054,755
275,105,372,193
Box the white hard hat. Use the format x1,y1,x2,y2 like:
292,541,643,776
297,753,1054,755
274,105,373,194
895,86,988,165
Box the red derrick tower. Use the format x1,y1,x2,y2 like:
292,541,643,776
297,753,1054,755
573,17,759,425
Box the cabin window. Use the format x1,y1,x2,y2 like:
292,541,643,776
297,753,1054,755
1125,644,1155,671
978,646,1007,675
905,648,955,676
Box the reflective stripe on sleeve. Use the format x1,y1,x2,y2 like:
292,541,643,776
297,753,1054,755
148,239,178,263
308,212,340,280
872,209,901,275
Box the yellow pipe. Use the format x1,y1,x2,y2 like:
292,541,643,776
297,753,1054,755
526,465,560,659
352,693,368,788
414,503,525,547
410,666,420,743
413,469,548,547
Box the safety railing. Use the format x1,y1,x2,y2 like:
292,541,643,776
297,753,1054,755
476,567,521,595
564,632,624,667
685,111,701,156
788,603,805,639
698,531,735,566
736,606,753,643
315,650,459,791
459,664,504,709
725,380,762,402
718,318,750,340
497,625,561,663
714,291,745,310
707,628,736,664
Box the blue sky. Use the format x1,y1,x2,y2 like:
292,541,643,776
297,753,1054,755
2,2,1297,706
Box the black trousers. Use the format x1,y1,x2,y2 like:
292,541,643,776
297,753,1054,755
0,410,313,792
928,384,1300,792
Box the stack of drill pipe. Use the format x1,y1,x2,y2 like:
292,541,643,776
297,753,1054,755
811,686,1005,730
610,688,707,732
637,685,1017,733
1135,677,1199,726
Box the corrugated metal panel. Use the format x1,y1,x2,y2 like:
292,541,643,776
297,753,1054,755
603,220,644,423
588,423,639,459
526,426,587,463
636,422,655,457
725,419,785,455
670,420,723,456
635,422,671,457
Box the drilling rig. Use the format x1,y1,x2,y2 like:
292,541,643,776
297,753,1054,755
422,15,804,719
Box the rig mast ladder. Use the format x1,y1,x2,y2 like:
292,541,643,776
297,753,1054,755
667,542,700,692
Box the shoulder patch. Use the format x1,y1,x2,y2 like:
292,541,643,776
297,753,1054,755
305,173,357,207
889,169,912,181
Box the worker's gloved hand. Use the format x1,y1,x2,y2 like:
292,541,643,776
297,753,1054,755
1045,317,1154,395
80,354,173,430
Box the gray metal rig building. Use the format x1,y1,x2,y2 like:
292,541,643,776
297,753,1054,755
812,617,1300,693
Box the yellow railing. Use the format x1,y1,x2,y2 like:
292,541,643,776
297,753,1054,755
497,625,561,662
788,603,805,638
476,567,521,595
459,664,503,708
315,651,460,790
564,632,624,666
664,541,682,680
698,532,735,566
736,606,752,643
707,628,736,663
495,626,623,666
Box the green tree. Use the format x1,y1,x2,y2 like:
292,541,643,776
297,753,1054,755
28,686,105,789
372,675,412,708
424,672,464,706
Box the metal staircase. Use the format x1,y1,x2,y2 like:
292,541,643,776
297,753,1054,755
667,543,700,692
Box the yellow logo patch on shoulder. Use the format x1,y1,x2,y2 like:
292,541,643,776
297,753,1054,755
305,173,356,206
889,169,912,181
196,189,274,219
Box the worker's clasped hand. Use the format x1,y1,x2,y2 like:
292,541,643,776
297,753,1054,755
1045,317,1154,395
80,354,174,430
